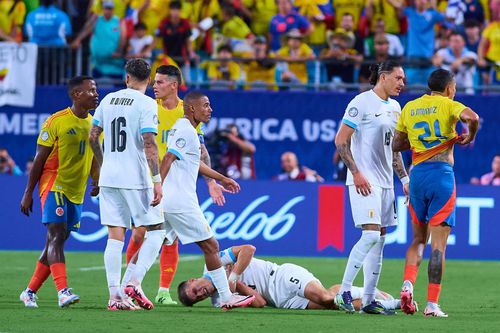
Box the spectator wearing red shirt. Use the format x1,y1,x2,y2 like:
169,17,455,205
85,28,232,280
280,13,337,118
275,152,324,182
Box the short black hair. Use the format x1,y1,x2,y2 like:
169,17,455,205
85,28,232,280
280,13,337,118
184,90,207,106
449,31,464,39
134,22,147,31
156,65,182,86
368,60,402,86
342,13,354,19
428,69,455,92
217,44,232,54
222,4,235,16
169,0,182,10
177,281,195,307
67,75,94,95
125,58,151,82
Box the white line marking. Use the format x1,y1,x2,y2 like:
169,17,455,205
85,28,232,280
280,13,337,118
78,255,202,272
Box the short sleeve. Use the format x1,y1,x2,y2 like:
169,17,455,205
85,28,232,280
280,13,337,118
432,10,445,23
140,99,159,134
196,123,205,144
395,106,408,133
166,127,193,160
62,12,72,36
341,97,364,130
92,104,103,128
448,100,467,121
219,247,237,265
296,14,310,31
37,117,58,147
403,7,413,17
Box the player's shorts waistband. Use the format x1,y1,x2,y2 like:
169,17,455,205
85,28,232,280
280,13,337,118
412,161,453,173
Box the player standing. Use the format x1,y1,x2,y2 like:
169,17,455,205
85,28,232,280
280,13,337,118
393,69,479,317
159,91,255,310
89,59,165,311
19,76,100,308
334,60,408,314
124,65,227,305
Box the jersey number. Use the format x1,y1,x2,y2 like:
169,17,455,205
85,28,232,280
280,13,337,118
289,277,300,285
413,120,445,148
111,117,127,152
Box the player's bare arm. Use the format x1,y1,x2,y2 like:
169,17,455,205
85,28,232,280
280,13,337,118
235,281,267,308
199,161,241,193
200,144,228,206
392,130,411,152
142,132,162,206
227,245,256,291
392,151,409,199
160,152,177,182
89,125,104,166
89,157,100,197
335,123,371,196
20,145,52,216
457,107,480,145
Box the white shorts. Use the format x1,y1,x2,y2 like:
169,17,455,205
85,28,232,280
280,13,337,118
163,208,214,245
99,187,163,229
348,185,397,228
270,264,320,309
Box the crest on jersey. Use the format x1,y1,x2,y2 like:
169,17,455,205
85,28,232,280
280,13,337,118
40,131,49,141
176,138,186,148
348,107,358,117
56,207,64,217
368,210,376,218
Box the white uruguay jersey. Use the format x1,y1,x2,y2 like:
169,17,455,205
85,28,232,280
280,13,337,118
163,118,200,213
93,88,158,189
342,89,401,189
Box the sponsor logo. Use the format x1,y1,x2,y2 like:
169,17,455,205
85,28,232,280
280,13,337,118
67,128,76,135
375,113,382,117
55,207,64,216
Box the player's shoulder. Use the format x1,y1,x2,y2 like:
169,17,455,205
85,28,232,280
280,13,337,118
350,90,374,106
388,97,402,111
44,107,72,127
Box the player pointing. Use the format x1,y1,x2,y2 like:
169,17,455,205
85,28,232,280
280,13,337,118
393,69,479,317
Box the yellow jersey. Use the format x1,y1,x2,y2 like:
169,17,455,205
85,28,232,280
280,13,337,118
156,99,204,160
0,0,26,36
332,0,365,29
37,108,94,204
367,0,401,34
276,43,314,84
205,61,241,82
242,0,277,35
396,94,466,165
222,16,252,39
482,22,500,62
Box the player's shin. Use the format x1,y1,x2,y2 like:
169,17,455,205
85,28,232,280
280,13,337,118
159,242,179,289
104,239,124,299
208,266,232,302
362,235,385,306
129,229,166,285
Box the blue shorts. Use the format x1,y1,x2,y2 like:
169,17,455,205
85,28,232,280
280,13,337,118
41,191,82,232
408,162,456,227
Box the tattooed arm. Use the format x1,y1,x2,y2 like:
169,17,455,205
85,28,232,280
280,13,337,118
142,132,162,206
89,125,104,166
392,130,410,152
392,152,408,180
201,143,228,206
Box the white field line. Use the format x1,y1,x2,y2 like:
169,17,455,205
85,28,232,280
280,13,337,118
78,255,202,272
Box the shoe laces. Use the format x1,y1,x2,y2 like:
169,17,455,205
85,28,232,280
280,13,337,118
342,291,353,304
60,288,74,297
27,289,38,301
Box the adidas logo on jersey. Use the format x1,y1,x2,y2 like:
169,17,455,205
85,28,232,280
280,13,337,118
67,128,76,135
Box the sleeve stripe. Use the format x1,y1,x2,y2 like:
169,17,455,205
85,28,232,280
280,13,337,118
141,127,158,134
229,248,237,262
342,118,358,130
167,148,182,160
92,119,101,126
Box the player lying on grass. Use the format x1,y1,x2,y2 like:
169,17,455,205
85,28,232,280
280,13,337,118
177,245,406,312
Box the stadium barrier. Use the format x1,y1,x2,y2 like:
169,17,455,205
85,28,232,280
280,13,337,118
2,176,499,260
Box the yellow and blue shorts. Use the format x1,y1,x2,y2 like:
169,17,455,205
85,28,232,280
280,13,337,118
41,191,82,232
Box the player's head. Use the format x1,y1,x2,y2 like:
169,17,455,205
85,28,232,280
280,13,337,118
153,65,182,99
67,75,99,110
125,58,151,85
428,68,456,99
369,60,405,96
281,151,298,173
184,91,212,124
177,278,215,306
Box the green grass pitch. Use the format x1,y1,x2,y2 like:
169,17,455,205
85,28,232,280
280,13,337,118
0,251,499,333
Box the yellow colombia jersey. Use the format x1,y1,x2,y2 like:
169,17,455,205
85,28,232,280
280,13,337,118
396,94,466,165
156,99,203,160
37,108,94,204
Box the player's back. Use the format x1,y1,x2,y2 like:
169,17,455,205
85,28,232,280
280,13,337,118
398,94,465,165
93,88,158,189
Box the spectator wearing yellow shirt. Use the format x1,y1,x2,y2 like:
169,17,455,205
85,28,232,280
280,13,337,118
478,0,500,85
0,0,26,42
242,0,277,35
183,0,222,54
221,5,254,40
205,44,241,88
332,0,365,30
241,36,277,89
295,0,333,53
365,0,404,34
275,29,315,85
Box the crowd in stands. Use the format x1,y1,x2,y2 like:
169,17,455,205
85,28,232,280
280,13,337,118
0,0,499,91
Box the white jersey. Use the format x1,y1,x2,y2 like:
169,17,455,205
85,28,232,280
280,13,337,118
342,89,401,189
93,88,158,189
162,118,200,213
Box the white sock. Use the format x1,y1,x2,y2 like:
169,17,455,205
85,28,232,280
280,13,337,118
379,299,400,310
130,230,165,285
362,235,385,306
340,230,380,293
208,267,232,302
350,286,364,300
104,239,124,299
158,287,169,292
121,263,136,291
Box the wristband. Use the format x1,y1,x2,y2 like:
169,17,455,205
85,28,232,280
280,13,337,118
152,174,161,183
400,176,410,186
228,272,241,283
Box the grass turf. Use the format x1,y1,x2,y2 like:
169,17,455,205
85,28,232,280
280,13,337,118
0,251,499,333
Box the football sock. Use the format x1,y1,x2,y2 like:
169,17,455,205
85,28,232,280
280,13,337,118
125,238,142,264
403,264,419,285
121,263,136,292
28,261,51,292
159,242,179,289
208,267,232,302
340,230,380,293
350,286,364,300
129,230,165,285
104,239,124,299
379,299,400,310
427,283,441,303
50,263,68,292
362,235,385,306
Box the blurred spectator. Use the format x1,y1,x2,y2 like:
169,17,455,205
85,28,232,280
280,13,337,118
471,154,500,185
221,4,253,40
339,13,364,55
463,0,485,24
320,28,362,84
24,0,72,46
404,0,445,85
72,1,126,79
365,0,404,35
25,156,34,176
24,0,39,14
446,0,467,27
269,0,312,51
157,1,195,64
242,0,277,36
127,22,154,61
90,0,127,18
0,0,26,42
219,124,256,179
241,35,276,89
0,148,22,176
332,0,365,30
478,0,500,85
204,44,241,87
359,33,400,84
183,0,221,55
295,0,332,52
463,19,481,53
364,19,404,57
275,152,324,182
136,0,170,43
275,29,315,85
433,32,477,94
